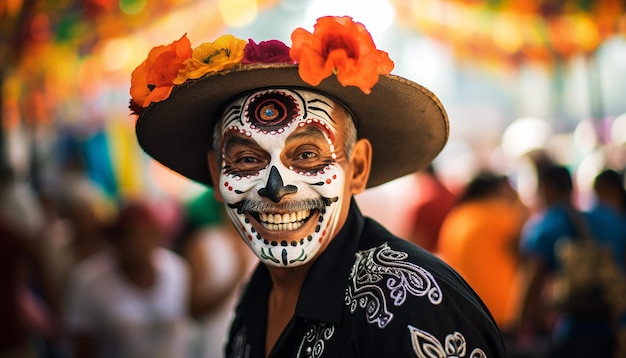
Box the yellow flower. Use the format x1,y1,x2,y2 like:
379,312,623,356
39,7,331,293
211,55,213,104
174,35,247,84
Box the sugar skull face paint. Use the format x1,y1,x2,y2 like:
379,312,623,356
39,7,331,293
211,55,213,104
214,88,353,267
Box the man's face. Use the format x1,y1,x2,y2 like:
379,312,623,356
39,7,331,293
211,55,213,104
211,88,354,267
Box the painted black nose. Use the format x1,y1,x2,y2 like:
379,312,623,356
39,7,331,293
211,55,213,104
258,166,298,203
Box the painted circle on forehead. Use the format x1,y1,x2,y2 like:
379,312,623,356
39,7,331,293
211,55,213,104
245,90,300,131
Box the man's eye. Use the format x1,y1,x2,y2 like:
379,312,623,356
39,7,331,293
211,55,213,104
297,151,317,160
239,156,260,164
223,152,268,177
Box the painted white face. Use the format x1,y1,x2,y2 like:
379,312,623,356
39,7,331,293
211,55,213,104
215,88,350,267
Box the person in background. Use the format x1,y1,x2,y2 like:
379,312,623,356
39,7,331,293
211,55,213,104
517,163,626,358
588,168,626,268
173,189,257,358
0,166,59,358
408,164,458,252
40,181,112,317
130,15,506,357
63,199,192,358
589,168,626,358
0,210,42,358
592,169,626,219
35,133,116,320
437,171,529,338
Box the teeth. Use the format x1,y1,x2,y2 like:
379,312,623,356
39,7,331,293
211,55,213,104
264,221,304,231
257,209,311,231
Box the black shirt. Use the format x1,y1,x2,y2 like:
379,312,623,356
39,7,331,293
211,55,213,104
226,200,506,357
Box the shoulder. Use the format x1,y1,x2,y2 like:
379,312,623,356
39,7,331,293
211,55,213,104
534,207,571,230
64,251,116,323
154,247,190,281
155,247,187,266
584,207,626,247
521,207,572,245
586,205,626,229
350,229,490,317
348,219,505,356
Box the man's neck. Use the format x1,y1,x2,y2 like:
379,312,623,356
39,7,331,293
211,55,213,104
265,263,311,356
267,262,311,304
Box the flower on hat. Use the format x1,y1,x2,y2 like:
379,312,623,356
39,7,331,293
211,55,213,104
242,39,294,64
129,35,287,116
130,34,192,112
173,35,247,84
129,16,393,116
290,16,394,95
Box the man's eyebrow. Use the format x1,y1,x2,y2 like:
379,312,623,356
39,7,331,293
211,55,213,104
223,133,257,150
286,124,327,142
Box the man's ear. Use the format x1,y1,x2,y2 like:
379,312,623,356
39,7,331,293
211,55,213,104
349,138,372,195
207,150,224,202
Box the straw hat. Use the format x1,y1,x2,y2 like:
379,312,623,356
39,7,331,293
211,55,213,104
132,16,449,188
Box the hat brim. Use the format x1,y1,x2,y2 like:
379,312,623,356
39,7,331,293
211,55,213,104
135,64,449,188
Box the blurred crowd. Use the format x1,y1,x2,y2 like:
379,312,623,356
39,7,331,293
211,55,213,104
1,146,625,358
358,151,626,358
0,154,257,358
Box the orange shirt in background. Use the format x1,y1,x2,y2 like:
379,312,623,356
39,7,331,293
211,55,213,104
437,199,528,330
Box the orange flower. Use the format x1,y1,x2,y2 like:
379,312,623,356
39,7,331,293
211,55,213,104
174,35,247,83
290,16,394,94
130,34,192,111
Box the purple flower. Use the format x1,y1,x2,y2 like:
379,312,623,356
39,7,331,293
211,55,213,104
242,39,294,64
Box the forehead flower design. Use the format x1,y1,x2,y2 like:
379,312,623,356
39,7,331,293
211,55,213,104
129,16,393,116
246,91,300,131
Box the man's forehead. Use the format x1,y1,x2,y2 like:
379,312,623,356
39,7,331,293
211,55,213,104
226,88,337,108
219,88,348,129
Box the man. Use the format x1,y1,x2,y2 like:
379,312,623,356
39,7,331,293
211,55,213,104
131,15,505,357
518,163,626,357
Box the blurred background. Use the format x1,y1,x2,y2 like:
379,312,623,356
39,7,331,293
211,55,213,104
1,1,626,357
2,0,625,209
0,0,626,215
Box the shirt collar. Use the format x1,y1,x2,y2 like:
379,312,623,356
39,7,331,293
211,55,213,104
295,198,364,324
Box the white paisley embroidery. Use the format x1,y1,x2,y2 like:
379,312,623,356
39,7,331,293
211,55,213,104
408,325,487,358
296,321,335,358
345,242,443,328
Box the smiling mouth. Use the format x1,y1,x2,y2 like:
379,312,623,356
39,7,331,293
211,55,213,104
254,210,312,231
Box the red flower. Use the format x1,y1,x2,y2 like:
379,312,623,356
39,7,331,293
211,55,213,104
129,34,192,114
290,16,394,94
242,39,294,64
